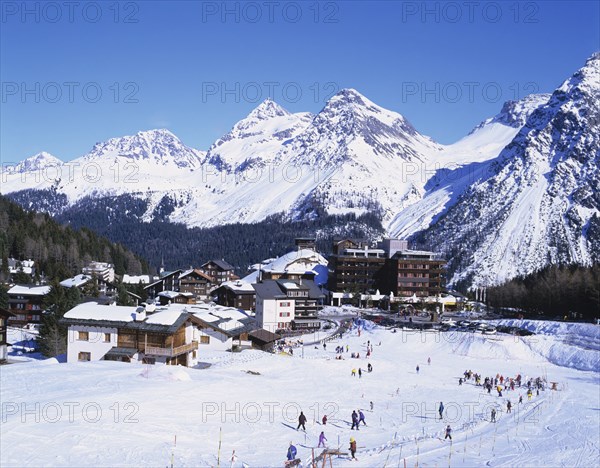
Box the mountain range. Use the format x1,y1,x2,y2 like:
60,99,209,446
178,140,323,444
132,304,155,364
2,53,598,288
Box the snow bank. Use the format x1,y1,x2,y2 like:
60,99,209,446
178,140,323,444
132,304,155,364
492,319,600,372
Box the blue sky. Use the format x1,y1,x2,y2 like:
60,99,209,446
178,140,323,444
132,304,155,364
1,1,598,163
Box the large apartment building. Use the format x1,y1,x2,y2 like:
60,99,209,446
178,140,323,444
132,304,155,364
328,238,445,298
327,239,387,293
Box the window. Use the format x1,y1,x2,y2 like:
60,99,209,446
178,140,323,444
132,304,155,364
78,331,89,341
200,336,210,344
279,312,291,317
78,352,91,362
103,333,111,343
279,301,291,307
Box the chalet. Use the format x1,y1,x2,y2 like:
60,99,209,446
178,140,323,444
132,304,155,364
214,245,328,311
253,279,325,332
7,284,50,327
145,268,215,303
157,291,196,305
0,308,14,362
179,269,214,300
199,259,237,286
144,270,183,299
60,274,117,299
212,280,256,311
61,302,261,363
61,303,202,366
187,303,256,351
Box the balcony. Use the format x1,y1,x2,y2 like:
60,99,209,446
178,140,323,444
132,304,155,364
144,341,198,357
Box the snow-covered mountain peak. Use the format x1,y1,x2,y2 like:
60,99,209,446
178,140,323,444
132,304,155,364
83,129,205,169
470,94,552,134
245,98,290,121
9,151,63,173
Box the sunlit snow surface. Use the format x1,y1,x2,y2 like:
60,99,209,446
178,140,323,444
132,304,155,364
1,319,598,467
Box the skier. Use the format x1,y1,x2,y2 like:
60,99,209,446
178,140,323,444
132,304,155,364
351,410,359,430
346,345,349,352
359,409,366,426
439,402,444,420
318,431,327,448
351,368,356,377
444,425,452,440
428,357,431,365
416,365,420,374
507,401,512,413
286,442,297,461
367,363,372,372
358,368,362,378
527,389,533,400
323,342,326,350
491,408,496,422
370,401,374,411
297,411,307,431
519,395,523,404
349,437,357,459
459,378,463,386
322,415,327,425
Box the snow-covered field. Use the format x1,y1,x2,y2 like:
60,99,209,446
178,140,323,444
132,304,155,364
1,321,599,467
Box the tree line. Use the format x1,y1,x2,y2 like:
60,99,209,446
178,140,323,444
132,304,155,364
487,264,600,321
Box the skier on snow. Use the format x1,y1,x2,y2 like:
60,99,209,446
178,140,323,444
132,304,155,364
351,410,360,430
349,437,357,459
297,411,307,431
286,442,297,461
359,410,366,426
491,408,496,422
322,415,327,425
444,425,452,440
318,431,327,448
438,402,444,420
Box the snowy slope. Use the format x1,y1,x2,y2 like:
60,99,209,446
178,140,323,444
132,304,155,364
407,53,600,287
1,321,598,467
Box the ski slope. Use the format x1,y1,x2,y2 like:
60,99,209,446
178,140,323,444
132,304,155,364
1,321,599,467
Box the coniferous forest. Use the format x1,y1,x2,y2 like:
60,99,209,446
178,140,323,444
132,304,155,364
487,264,600,321
0,195,148,281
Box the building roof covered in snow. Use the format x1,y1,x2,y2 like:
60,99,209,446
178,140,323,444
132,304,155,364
60,274,92,288
8,285,51,296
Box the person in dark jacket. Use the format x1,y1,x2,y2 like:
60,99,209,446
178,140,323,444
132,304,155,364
297,411,307,431
438,402,444,420
322,414,327,425
444,425,452,440
351,410,359,430
491,408,496,422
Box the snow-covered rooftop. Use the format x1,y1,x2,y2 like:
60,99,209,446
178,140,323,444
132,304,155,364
60,274,92,288
8,285,51,296
122,274,152,284
63,302,139,322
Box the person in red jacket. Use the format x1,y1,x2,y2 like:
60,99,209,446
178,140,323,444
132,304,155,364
349,437,357,459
